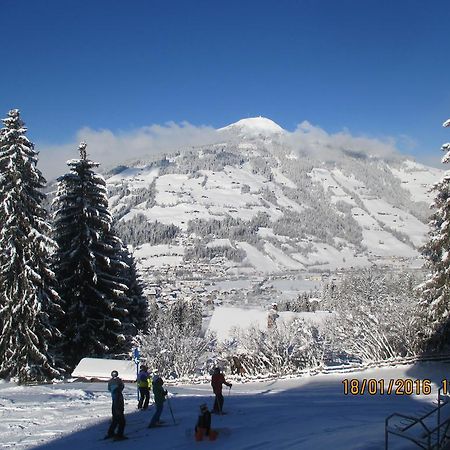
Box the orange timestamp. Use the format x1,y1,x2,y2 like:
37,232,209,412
342,378,438,396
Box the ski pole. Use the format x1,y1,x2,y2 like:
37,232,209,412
166,394,176,425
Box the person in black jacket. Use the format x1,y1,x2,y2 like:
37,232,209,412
105,370,127,441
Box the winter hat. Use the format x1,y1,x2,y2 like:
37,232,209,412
111,370,119,378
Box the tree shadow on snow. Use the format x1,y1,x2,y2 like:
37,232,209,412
25,377,437,450
28,393,200,450
22,338,450,450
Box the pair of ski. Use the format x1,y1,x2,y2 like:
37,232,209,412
148,420,179,428
101,421,180,443
103,421,231,443
102,434,129,442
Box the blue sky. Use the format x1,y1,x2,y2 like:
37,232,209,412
2,0,450,175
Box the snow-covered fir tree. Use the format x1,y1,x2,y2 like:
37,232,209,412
118,244,149,336
53,143,130,369
418,118,450,350
0,109,62,383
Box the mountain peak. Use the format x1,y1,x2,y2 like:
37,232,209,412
219,117,285,136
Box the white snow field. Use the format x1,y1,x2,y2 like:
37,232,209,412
2,361,450,450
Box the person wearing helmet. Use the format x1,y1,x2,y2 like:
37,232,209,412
105,370,127,440
211,367,232,414
148,375,168,428
137,365,151,410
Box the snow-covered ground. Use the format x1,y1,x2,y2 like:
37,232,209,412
2,361,450,450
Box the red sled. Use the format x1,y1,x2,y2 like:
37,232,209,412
195,428,218,441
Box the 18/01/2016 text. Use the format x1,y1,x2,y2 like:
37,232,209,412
340,378,446,396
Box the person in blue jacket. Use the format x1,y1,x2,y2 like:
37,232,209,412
105,370,127,440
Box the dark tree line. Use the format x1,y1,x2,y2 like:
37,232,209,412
185,244,246,262
114,213,180,247
187,212,270,244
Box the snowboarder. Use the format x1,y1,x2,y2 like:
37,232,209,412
137,364,151,410
211,367,232,414
148,375,168,428
105,370,127,441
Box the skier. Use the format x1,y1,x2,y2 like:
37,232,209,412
137,364,151,410
211,367,232,414
195,403,212,440
148,375,168,428
105,370,127,441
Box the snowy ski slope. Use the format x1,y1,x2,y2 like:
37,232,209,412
1,361,449,450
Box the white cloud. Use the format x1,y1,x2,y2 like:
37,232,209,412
37,121,219,180
284,121,403,161
417,153,446,169
36,118,433,181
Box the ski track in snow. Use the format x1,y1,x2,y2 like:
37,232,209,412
1,361,449,449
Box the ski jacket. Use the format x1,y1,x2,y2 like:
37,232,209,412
111,390,124,415
108,377,125,414
152,378,167,405
108,377,124,398
137,369,151,388
211,373,231,395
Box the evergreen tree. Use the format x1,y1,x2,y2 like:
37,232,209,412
418,118,450,349
118,244,149,336
53,142,129,369
167,297,203,333
0,109,62,383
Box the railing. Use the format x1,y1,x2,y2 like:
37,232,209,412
385,388,450,449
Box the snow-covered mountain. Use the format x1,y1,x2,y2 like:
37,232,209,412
218,116,285,136
105,117,443,276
